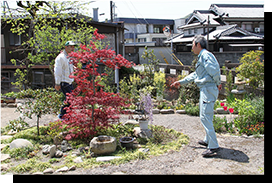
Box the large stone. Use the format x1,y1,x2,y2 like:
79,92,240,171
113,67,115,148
90,135,117,155
160,109,175,114
152,109,160,114
49,145,56,158
9,138,33,149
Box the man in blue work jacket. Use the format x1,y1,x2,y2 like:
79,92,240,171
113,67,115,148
171,35,222,157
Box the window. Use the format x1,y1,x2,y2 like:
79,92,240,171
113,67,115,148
9,32,21,46
153,25,164,33
1,34,6,64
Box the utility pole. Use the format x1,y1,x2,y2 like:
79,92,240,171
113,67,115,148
207,15,210,50
110,1,113,22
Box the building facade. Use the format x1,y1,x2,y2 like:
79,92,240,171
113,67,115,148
1,15,125,93
165,4,264,66
115,17,177,64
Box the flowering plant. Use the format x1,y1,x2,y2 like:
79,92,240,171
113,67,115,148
154,71,166,101
136,92,154,124
61,29,135,140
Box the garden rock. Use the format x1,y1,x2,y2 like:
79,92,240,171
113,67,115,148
43,168,54,174
55,150,63,158
133,127,152,138
216,108,229,114
176,110,186,114
123,120,139,125
1,144,9,150
61,140,72,152
96,156,121,162
1,154,10,162
73,157,83,163
152,109,160,114
49,145,56,158
42,145,50,154
32,172,43,175
1,164,10,171
90,135,117,155
69,165,76,171
55,166,69,173
9,138,33,149
0,135,12,140
160,109,174,114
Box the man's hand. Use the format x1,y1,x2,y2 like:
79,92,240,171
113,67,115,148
55,85,61,91
217,84,222,91
170,81,180,88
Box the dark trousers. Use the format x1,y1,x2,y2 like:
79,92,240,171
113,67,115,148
59,82,73,119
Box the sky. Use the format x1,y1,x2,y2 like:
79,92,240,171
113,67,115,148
4,0,267,21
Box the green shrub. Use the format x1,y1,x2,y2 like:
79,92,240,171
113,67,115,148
185,102,199,116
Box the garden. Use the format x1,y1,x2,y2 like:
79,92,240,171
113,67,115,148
1,29,264,174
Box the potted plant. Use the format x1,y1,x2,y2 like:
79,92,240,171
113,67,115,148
135,92,154,130
119,137,135,148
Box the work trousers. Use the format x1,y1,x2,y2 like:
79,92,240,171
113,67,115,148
59,82,73,119
199,84,219,149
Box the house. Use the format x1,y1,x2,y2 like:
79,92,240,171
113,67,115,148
114,17,177,64
1,13,125,93
165,4,264,66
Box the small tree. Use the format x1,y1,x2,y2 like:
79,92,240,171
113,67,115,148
236,50,264,89
62,30,135,140
16,88,63,136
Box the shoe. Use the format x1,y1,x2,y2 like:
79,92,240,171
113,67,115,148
202,148,219,157
198,140,208,147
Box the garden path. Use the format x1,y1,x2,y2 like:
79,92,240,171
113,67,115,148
1,108,264,174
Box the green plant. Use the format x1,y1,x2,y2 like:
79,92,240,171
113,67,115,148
236,50,264,89
6,117,29,133
47,120,65,145
230,98,262,135
222,66,233,97
154,71,166,101
140,46,160,96
9,146,35,160
184,102,199,116
16,88,63,136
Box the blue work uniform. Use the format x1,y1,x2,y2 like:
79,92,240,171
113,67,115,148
178,49,221,149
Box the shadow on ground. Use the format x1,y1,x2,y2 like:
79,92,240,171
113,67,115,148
189,146,249,163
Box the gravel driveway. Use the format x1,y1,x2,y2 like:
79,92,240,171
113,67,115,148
1,108,264,174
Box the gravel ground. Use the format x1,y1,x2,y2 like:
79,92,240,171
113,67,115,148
1,108,264,174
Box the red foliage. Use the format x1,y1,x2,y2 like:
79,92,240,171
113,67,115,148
61,29,135,140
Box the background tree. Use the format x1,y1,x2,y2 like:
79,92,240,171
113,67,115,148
2,1,94,89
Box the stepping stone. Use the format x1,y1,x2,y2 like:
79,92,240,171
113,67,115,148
96,156,121,162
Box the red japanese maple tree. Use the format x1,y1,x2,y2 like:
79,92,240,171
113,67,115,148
62,29,135,140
